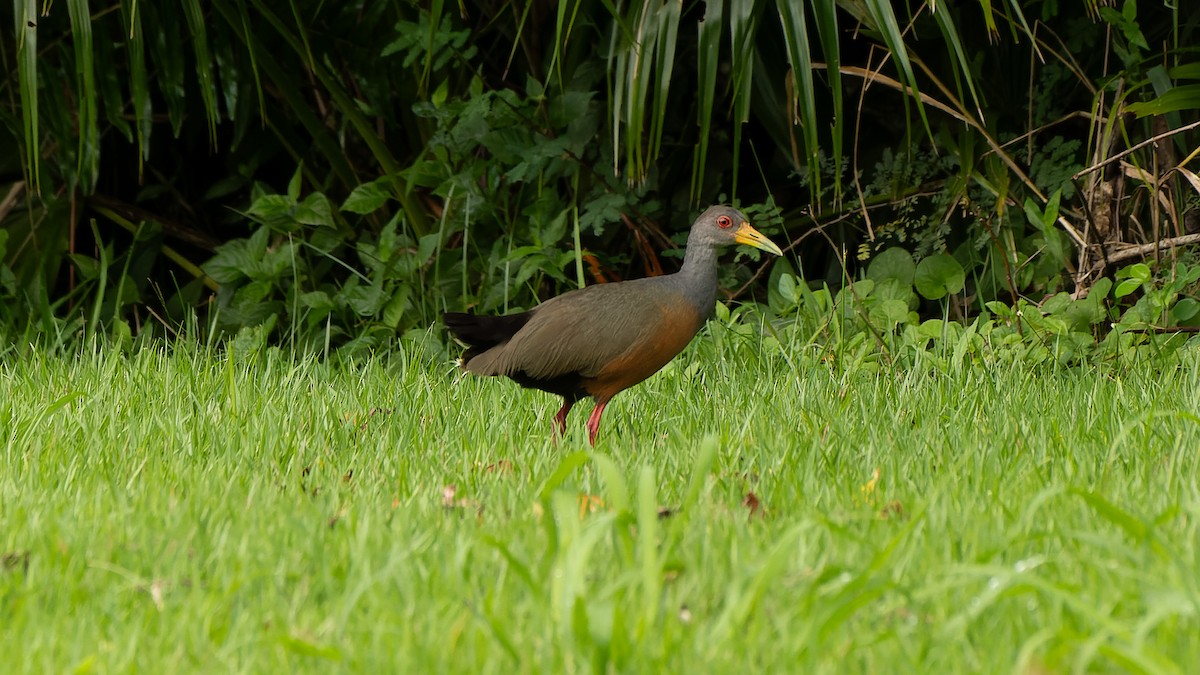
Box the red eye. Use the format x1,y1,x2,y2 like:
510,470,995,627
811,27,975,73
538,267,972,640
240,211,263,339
717,215,733,229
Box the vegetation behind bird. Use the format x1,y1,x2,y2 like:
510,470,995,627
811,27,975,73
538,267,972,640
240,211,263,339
1,3,1197,351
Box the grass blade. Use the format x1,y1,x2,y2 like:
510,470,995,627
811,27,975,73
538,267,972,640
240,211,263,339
181,0,220,146
928,1,983,123
636,464,660,632
727,0,757,199
15,0,39,193
810,0,842,200
66,0,98,191
862,0,932,141
648,0,682,165
691,0,724,201
776,0,820,199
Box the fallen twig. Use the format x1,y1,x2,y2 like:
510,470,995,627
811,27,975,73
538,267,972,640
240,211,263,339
1102,233,1200,267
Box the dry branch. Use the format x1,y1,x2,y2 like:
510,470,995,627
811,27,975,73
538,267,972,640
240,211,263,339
0,181,25,223
1104,233,1200,267
1072,119,1200,181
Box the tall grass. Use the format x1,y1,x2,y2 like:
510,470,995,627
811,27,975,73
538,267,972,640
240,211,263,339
1,335,1198,671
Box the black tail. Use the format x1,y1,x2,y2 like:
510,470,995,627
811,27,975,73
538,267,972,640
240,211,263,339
443,311,532,362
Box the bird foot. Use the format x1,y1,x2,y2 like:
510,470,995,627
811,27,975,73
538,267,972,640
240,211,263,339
552,399,575,443
586,401,607,446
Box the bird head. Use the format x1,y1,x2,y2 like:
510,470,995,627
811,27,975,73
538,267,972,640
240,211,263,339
691,205,784,256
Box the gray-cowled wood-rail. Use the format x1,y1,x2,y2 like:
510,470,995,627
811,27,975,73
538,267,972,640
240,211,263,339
444,205,783,444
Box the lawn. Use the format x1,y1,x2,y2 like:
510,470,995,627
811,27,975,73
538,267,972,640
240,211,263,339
2,331,1198,673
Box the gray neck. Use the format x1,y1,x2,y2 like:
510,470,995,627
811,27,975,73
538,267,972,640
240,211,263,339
673,236,720,316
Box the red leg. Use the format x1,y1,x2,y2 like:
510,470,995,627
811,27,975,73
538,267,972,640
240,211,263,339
586,399,608,446
553,398,576,439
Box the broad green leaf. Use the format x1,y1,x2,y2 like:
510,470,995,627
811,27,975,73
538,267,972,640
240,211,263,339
69,254,101,282
914,254,965,300
343,284,385,317
1113,279,1142,299
295,193,335,227
1168,63,1200,80
287,166,303,201
1170,298,1200,324
917,319,944,341
1115,263,1151,283
873,278,915,305
1025,189,1061,231
870,298,909,327
1089,277,1114,303
848,278,874,298
417,233,441,262
1145,65,1183,132
1126,85,1200,118
204,227,270,284
866,247,916,286
778,272,797,304
299,291,334,312
382,287,411,328
248,195,296,226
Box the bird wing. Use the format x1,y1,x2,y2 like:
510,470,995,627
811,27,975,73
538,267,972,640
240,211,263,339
467,279,690,380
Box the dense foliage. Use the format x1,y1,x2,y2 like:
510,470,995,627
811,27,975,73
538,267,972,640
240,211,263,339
1,1,1198,354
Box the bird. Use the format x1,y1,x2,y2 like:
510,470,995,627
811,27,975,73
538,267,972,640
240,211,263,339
443,205,783,445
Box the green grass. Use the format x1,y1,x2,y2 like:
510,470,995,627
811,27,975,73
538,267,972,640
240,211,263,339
2,331,1199,673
